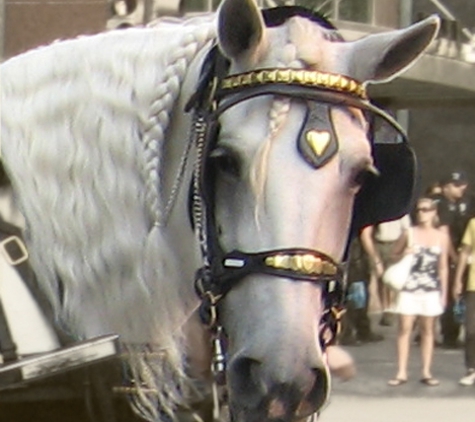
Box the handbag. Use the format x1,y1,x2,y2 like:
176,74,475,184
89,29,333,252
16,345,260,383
382,228,413,291
453,298,466,324
346,281,367,310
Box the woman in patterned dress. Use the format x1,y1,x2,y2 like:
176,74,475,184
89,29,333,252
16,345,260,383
388,197,449,387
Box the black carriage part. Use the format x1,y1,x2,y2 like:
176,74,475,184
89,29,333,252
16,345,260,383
0,217,123,421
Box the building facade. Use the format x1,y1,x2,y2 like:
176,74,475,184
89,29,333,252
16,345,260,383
2,0,475,190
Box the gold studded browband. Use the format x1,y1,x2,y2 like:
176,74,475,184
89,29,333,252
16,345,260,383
220,68,367,100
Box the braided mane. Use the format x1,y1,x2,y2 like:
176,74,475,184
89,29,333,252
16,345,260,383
1,15,216,421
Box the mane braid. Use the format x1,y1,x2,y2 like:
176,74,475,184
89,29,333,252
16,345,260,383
0,14,217,422
142,22,216,226
133,18,217,422
250,28,302,223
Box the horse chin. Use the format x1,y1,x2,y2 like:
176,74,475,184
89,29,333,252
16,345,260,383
228,366,329,422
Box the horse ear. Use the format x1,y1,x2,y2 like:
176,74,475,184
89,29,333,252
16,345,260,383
217,0,265,61
346,15,440,83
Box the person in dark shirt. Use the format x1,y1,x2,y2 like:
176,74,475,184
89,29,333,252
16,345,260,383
339,232,384,345
432,170,475,348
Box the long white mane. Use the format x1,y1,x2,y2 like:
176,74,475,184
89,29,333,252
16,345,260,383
1,15,216,420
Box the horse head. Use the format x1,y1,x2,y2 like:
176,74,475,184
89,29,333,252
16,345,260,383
188,1,439,420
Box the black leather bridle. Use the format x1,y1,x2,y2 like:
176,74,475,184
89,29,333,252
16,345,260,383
184,7,414,354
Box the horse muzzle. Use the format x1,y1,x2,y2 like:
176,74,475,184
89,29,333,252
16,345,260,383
227,353,330,422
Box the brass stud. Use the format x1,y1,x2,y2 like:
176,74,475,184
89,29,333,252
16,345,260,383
323,262,337,276
304,71,316,85
329,75,340,88
254,72,264,84
241,73,252,85
302,254,316,273
339,77,349,90
232,77,240,88
290,255,303,272
294,70,305,83
272,255,283,268
222,79,232,89
320,73,330,86
281,255,292,269
273,255,289,269
277,69,291,83
265,70,277,82
348,80,357,93
265,256,275,267
313,258,323,274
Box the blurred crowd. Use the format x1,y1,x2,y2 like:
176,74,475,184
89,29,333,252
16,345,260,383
340,169,475,388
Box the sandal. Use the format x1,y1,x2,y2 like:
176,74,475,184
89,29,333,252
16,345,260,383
387,378,407,386
420,377,439,386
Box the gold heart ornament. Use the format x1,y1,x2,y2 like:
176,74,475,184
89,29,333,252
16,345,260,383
306,130,331,157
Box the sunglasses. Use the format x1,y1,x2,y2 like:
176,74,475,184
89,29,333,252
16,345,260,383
416,207,434,213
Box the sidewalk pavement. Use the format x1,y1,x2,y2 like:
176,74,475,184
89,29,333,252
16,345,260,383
320,313,475,421
320,396,474,422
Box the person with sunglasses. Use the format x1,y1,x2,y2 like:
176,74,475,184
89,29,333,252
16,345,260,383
388,197,449,387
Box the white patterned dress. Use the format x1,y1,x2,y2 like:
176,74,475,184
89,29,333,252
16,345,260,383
394,244,443,317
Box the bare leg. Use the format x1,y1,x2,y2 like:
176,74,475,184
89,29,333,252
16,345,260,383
368,272,382,313
394,314,416,380
420,316,436,379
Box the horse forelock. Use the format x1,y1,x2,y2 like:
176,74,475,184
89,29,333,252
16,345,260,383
247,17,340,219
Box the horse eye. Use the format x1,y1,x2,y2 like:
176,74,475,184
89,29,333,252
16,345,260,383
353,170,370,188
352,165,379,189
209,147,241,179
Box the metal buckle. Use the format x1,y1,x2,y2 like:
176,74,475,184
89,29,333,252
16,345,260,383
0,236,29,266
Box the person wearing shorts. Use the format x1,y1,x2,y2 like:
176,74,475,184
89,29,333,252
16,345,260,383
388,197,449,387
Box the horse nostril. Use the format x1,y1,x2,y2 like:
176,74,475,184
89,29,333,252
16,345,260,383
296,368,330,417
228,357,266,409
228,355,330,418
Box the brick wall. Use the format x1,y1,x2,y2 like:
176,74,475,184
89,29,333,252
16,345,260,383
4,0,109,59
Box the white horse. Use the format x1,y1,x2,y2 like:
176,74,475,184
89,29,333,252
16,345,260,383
0,0,438,421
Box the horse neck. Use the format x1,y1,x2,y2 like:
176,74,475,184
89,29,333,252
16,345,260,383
0,19,217,343
136,19,217,227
